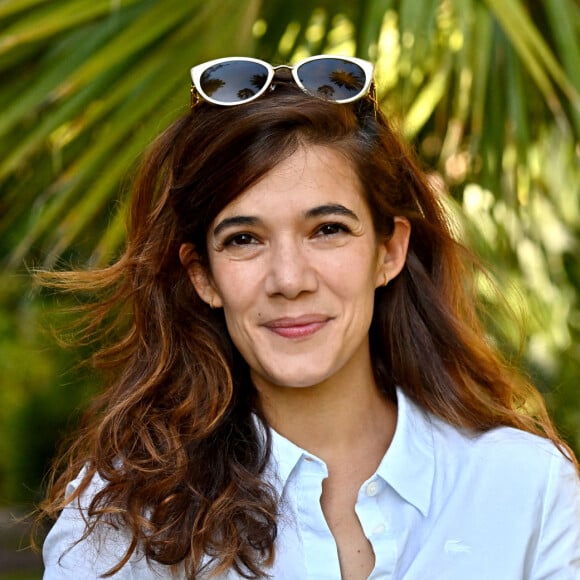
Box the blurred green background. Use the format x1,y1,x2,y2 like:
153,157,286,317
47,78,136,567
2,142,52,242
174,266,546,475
0,3,579,574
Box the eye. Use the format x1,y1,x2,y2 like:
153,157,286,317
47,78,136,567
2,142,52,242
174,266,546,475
224,233,259,247
314,222,351,237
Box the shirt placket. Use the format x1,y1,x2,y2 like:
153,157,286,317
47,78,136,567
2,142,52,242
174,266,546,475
296,455,342,580
356,476,398,579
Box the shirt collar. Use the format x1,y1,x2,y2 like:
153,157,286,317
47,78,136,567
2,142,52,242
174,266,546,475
375,387,435,517
265,387,436,516
267,425,311,495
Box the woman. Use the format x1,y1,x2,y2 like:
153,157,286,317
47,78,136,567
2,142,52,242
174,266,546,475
40,56,579,579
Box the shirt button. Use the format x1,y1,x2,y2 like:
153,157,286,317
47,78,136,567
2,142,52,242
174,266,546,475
373,523,386,535
366,481,380,496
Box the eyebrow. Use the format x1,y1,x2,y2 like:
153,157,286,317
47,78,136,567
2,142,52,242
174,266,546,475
212,203,359,237
213,216,260,237
305,204,359,221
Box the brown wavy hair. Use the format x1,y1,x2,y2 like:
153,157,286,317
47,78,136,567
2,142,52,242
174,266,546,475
36,82,576,578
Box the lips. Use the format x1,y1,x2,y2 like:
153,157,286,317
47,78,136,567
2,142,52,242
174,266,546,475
263,314,331,339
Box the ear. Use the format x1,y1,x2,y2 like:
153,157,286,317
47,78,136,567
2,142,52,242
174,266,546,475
375,217,411,288
179,243,223,308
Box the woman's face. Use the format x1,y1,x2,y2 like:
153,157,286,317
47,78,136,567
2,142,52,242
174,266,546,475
184,145,409,392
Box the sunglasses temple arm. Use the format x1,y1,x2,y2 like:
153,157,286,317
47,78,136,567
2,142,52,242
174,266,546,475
367,82,379,118
190,85,201,108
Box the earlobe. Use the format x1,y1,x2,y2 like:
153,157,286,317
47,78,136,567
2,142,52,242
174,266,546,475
179,243,223,308
376,217,411,288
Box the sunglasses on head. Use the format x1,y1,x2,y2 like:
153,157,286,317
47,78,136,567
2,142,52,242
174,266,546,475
190,55,374,107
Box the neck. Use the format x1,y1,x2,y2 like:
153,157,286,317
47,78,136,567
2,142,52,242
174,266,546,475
254,368,397,468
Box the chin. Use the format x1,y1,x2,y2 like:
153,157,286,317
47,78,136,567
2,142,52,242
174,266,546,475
261,364,336,389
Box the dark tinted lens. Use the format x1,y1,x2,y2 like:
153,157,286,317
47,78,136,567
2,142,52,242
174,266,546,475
296,58,366,101
199,61,269,103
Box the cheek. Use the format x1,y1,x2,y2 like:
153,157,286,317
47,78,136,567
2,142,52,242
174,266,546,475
329,256,379,326
220,292,254,331
220,302,255,363
212,259,259,302
325,252,379,294
213,266,261,335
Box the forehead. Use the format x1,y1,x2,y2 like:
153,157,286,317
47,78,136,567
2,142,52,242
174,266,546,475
212,145,369,222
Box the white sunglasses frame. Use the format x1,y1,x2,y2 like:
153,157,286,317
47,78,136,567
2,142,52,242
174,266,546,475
190,55,375,106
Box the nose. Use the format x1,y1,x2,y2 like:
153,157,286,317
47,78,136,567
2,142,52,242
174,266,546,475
264,238,318,299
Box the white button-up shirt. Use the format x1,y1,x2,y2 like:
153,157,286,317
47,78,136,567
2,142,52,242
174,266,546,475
44,389,580,579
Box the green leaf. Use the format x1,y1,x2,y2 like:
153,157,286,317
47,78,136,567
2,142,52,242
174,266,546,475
0,0,144,53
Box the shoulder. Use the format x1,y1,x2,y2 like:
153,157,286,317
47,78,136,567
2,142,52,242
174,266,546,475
399,388,571,485
43,468,158,579
426,412,580,574
390,388,578,508
430,409,567,471
428,412,580,527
